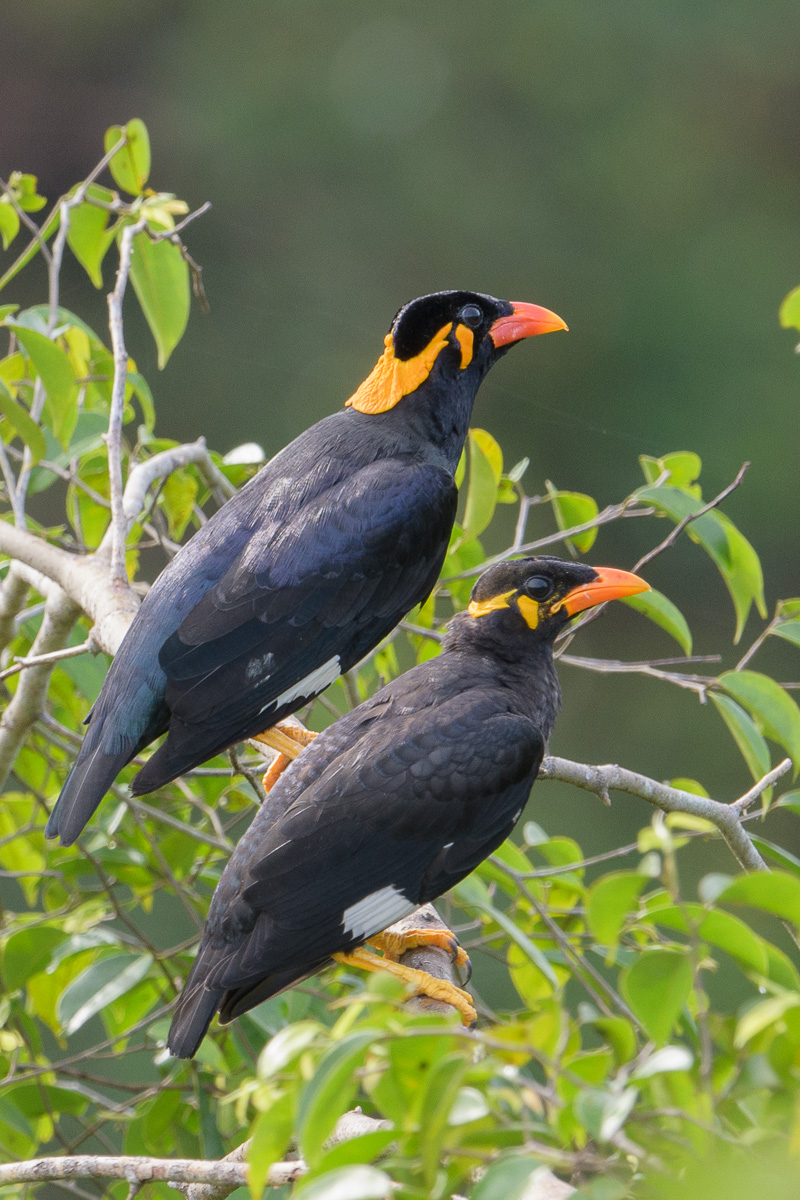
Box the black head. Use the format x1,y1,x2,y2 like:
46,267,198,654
452,555,650,651
345,290,567,416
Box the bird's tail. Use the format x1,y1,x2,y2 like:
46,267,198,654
45,716,139,846
167,980,225,1060
167,960,327,1059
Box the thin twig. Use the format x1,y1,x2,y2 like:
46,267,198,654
106,218,147,585
730,757,792,815
632,462,750,573
0,638,94,682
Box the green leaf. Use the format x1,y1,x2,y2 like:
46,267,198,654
456,874,558,986
638,485,765,640
640,451,702,492
0,202,20,251
652,904,768,974
718,671,800,771
772,619,800,650
3,926,66,990
0,1095,34,1140
622,588,692,655
620,950,693,1044
10,172,47,213
462,428,502,539
161,468,198,539
547,482,599,554
574,1086,637,1142
586,872,647,946
66,187,117,287
293,1165,394,1200
470,1158,550,1200
779,285,800,332
257,1021,320,1079
0,206,59,294
0,379,46,464
418,1053,471,1187
127,371,155,430
710,692,771,783
734,994,800,1049
297,1032,375,1165
57,953,153,1035
632,1045,694,1079
104,119,151,196
128,228,190,368
247,1094,294,1199
719,870,800,928
750,836,800,879
12,325,77,409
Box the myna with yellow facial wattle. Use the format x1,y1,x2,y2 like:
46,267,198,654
166,555,649,1057
46,291,567,846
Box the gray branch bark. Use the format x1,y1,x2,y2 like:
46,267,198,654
0,587,80,791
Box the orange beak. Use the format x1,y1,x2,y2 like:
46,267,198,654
489,301,568,348
561,567,650,617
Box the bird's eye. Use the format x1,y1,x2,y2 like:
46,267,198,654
523,576,554,601
460,304,482,328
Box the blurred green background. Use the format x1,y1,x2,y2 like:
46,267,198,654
3,1,800,878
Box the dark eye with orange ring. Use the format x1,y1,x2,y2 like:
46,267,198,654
523,576,554,601
460,304,482,327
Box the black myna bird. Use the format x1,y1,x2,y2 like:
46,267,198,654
167,555,649,1057
46,291,566,846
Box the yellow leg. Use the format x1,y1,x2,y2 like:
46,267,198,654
333,946,477,1027
369,927,471,973
253,723,318,794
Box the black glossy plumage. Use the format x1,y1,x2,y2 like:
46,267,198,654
46,290,532,846
167,556,600,1058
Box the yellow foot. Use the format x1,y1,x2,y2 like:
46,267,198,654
369,926,471,975
253,722,318,794
333,945,477,1027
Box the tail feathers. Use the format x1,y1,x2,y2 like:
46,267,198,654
167,983,224,1060
167,961,329,1059
131,718,227,796
46,722,137,846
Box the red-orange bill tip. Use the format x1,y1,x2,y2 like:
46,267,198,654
489,301,568,348
562,567,650,617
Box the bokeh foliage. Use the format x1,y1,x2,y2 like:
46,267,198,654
2,125,800,1200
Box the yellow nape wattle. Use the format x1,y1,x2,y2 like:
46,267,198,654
346,323,454,414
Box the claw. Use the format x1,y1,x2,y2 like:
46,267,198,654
255,723,319,793
333,946,477,1026
369,926,470,972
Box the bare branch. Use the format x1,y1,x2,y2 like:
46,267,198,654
0,587,80,791
633,462,750,573
539,754,776,872
106,219,147,584
0,566,29,651
0,522,138,655
558,652,715,698
0,1108,395,1195
0,638,94,683
730,757,792,815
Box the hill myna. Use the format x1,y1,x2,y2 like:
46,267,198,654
46,291,566,846
167,555,649,1057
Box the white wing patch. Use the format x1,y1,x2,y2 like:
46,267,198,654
259,656,341,715
341,885,415,941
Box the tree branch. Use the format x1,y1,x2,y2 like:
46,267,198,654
0,440,230,654
0,587,80,790
106,219,147,585
538,754,791,872
0,1110,393,1196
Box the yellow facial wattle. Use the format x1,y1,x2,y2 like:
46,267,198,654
345,323,454,415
